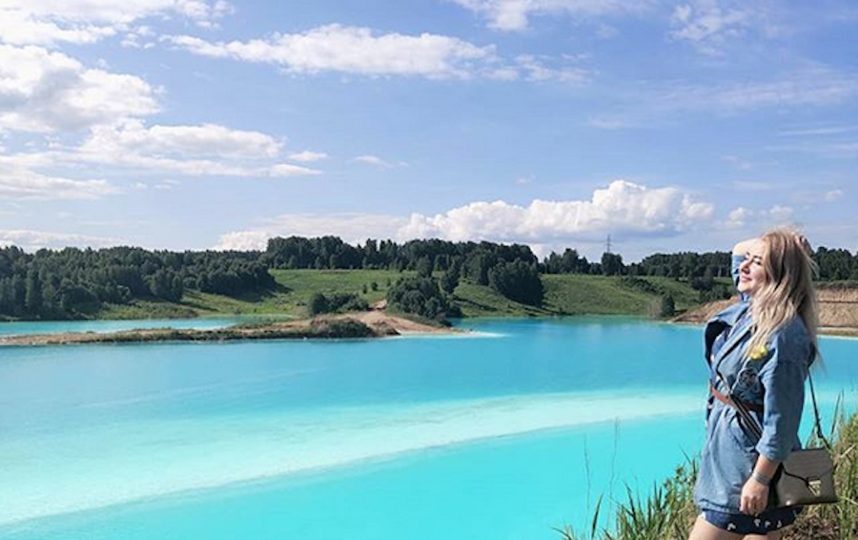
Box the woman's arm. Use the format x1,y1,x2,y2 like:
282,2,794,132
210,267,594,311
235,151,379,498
732,238,758,257
740,454,780,515
731,238,757,296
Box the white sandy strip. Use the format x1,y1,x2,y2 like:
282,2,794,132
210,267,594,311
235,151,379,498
0,389,703,525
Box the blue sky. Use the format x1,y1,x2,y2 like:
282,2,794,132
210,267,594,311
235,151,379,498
0,0,856,261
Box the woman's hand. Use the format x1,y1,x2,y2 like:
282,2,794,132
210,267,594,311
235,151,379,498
740,476,769,515
732,238,759,257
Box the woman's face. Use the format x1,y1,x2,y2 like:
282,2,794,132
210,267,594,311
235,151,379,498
738,238,768,296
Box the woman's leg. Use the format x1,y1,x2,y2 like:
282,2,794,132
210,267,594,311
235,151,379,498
688,515,744,540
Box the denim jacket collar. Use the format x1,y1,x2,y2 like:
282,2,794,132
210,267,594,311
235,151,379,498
704,301,752,370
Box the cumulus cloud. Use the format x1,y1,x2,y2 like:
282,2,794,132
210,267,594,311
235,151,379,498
0,229,122,251
0,165,119,200
723,204,794,229
0,45,160,133
450,0,649,31
213,230,271,251
214,213,407,250
164,25,494,79
0,1,232,46
397,180,714,243
0,10,117,46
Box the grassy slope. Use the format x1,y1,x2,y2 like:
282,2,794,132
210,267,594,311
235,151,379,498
98,269,414,319
97,270,704,320
542,275,702,316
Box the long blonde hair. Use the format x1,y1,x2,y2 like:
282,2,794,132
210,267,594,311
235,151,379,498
747,228,819,360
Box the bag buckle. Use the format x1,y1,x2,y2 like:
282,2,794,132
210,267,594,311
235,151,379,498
808,478,822,497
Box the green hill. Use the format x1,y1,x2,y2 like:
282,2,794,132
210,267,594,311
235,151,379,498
97,270,705,321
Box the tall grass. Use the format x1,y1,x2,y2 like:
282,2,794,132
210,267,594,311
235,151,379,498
786,401,858,540
557,411,858,540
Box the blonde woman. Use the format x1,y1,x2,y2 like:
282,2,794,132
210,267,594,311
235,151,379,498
689,229,819,540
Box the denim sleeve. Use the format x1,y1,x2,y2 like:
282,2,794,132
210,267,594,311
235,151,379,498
731,254,749,303
756,330,810,462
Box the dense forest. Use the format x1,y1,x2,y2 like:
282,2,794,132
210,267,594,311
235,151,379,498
0,236,855,320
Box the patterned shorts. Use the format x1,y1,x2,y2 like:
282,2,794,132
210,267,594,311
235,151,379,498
702,507,801,535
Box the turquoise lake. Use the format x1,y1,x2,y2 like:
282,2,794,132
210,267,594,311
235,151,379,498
0,318,856,539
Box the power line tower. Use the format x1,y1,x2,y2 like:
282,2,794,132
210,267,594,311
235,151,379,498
605,234,612,254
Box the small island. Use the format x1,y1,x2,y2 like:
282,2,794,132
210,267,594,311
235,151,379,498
0,310,464,347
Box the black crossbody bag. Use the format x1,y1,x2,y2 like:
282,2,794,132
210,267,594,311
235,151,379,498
717,367,838,509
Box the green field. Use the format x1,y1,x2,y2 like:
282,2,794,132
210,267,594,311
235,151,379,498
95,269,706,321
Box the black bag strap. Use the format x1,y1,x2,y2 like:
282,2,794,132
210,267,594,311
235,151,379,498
806,367,831,449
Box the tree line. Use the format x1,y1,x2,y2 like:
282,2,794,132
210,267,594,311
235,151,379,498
0,246,273,320
1,237,855,320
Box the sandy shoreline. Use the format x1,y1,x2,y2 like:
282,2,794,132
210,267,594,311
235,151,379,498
0,311,464,347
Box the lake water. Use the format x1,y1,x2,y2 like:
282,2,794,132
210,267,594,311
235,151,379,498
0,318,855,540
0,317,257,336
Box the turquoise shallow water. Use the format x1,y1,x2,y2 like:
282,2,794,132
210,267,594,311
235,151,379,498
0,317,248,336
0,318,855,539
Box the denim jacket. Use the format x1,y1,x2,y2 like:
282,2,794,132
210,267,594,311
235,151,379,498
693,256,814,513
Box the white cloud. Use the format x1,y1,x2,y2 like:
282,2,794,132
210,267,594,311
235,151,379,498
588,117,629,130
214,213,407,250
724,206,753,229
825,189,843,202
164,25,494,79
0,165,119,200
397,180,714,243
723,204,794,229
63,150,320,177
0,229,122,251
778,125,858,137
451,0,649,31
768,204,794,221
354,155,406,168
669,0,758,55
0,45,160,133
0,1,232,46
79,120,282,159
0,10,116,46
659,67,858,113
514,54,591,84
153,179,179,190
268,163,321,177
213,230,271,251
1,119,321,179
288,150,328,163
